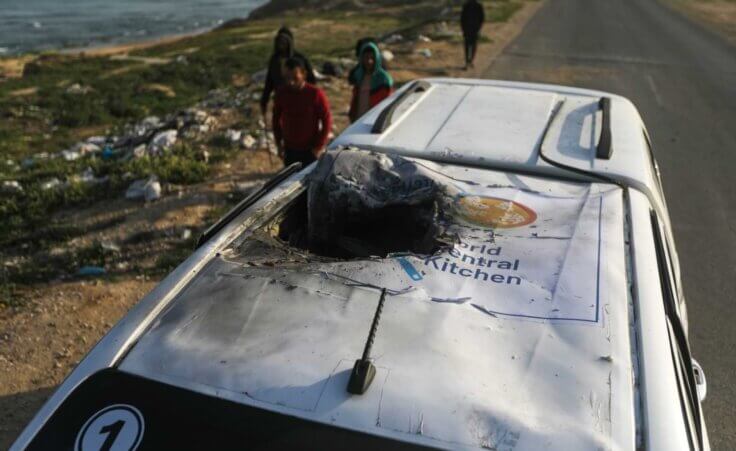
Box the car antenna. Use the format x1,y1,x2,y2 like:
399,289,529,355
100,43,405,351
347,287,387,395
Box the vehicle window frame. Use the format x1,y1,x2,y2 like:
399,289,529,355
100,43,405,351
651,211,703,450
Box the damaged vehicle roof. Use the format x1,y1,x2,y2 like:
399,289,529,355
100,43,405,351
115,150,635,450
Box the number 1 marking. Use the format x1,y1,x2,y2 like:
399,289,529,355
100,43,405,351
99,420,125,451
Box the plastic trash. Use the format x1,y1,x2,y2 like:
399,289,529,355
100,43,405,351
101,146,115,160
41,178,62,190
132,144,146,159
241,134,257,150
417,34,432,43
60,149,81,161
78,167,97,184
226,129,242,142
384,34,404,44
86,136,107,146
1,180,23,194
75,142,101,155
381,50,395,63
125,176,161,201
100,241,121,252
148,130,178,154
145,180,161,201
417,48,433,58
77,266,106,277
181,229,192,240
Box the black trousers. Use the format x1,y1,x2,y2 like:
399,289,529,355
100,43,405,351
463,32,479,65
284,149,317,168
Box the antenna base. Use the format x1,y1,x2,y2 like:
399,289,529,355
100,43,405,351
347,359,376,395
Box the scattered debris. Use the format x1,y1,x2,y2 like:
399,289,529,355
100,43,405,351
251,68,268,84
417,48,433,58
132,144,146,159
1,180,23,194
147,129,178,154
125,176,162,202
241,134,257,150
65,83,92,95
76,266,106,277
181,229,192,240
60,149,80,161
381,49,395,63
384,34,404,44
225,129,242,142
417,34,432,43
40,178,62,190
100,241,121,253
85,136,107,146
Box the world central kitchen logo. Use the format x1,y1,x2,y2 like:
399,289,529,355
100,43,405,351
424,242,522,286
454,195,537,229
399,195,535,285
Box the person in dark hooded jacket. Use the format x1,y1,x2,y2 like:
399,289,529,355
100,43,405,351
260,27,316,116
348,42,393,123
461,0,485,69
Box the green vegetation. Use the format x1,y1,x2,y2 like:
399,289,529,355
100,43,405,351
0,0,529,302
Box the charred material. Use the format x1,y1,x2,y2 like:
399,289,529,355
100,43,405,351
304,150,449,258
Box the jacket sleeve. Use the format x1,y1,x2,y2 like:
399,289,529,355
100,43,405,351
261,57,275,112
314,89,333,150
272,90,283,145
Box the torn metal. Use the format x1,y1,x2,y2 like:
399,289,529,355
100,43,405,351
120,149,634,450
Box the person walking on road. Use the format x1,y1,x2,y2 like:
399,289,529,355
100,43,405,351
260,27,316,117
272,57,332,167
348,42,394,123
461,0,485,70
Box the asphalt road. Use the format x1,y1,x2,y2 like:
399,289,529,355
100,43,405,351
483,0,736,446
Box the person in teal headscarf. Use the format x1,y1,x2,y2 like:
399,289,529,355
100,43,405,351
348,42,394,123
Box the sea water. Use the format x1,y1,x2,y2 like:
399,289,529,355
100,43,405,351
0,0,267,56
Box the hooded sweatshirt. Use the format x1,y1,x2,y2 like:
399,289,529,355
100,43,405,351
349,42,394,122
260,27,316,112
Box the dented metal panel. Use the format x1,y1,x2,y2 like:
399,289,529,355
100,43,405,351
120,151,635,450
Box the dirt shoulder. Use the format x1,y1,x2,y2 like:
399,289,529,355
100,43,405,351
0,1,544,447
663,0,736,45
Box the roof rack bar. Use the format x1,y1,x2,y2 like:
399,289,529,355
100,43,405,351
196,162,303,249
371,80,431,134
596,97,613,159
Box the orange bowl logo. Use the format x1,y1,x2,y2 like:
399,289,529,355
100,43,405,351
454,195,537,229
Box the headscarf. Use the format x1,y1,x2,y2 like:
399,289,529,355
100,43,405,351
352,42,393,93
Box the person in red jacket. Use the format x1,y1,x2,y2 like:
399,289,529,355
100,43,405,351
348,42,394,123
272,57,333,167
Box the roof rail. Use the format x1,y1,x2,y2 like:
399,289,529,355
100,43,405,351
196,162,303,249
371,80,431,134
596,97,613,159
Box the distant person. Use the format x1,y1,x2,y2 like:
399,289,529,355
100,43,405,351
348,42,394,123
461,0,485,69
260,27,316,117
348,37,378,86
272,57,332,167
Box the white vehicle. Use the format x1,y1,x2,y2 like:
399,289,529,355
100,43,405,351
13,79,708,451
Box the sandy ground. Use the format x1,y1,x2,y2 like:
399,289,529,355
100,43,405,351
665,0,736,45
0,2,543,447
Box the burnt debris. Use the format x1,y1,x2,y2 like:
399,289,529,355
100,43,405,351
303,150,450,258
